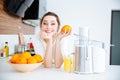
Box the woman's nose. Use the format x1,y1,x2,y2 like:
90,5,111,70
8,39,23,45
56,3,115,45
47,24,52,28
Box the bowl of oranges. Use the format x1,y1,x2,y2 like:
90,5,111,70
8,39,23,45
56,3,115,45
8,51,43,72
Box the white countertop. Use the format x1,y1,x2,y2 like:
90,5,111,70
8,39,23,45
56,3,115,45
0,58,120,80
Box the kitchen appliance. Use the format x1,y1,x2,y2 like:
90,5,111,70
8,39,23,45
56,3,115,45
5,0,34,17
73,27,106,74
14,44,28,54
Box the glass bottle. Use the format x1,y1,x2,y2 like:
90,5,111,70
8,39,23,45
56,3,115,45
4,42,9,57
28,37,35,56
0,42,5,58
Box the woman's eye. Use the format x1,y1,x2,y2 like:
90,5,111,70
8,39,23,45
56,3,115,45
43,23,47,25
51,23,55,25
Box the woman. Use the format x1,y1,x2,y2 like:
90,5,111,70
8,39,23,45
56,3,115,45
33,12,71,68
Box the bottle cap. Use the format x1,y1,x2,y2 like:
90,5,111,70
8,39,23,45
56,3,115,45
5,42,8,44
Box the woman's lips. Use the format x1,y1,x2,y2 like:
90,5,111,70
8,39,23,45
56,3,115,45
45,30,53,34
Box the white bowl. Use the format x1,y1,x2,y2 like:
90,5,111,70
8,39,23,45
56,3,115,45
8,61,43,72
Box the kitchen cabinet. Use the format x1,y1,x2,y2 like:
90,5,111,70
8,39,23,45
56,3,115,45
23,0,47,19
22,0,47,28
0,0,34,34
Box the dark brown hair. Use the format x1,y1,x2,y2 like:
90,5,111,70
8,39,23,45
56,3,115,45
40,12,60,31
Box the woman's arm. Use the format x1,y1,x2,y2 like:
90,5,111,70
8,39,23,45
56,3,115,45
54,30,71,68
43,40,53,68
40,32,53,68
54,39,63,68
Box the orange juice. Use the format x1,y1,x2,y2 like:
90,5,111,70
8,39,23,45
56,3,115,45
64,57,72,72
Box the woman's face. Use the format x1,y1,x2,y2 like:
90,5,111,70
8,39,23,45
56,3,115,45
41,15,59,36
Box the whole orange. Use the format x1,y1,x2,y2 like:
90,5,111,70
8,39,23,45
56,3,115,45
10,54,20,63
61,25,72,33
33,54,43,63
15,54,27,64
21,51,31,59
27,56,38,64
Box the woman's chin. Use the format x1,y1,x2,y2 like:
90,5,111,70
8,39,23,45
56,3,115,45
47,33,54,36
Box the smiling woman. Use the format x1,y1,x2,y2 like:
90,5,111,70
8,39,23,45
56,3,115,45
32,12,72,68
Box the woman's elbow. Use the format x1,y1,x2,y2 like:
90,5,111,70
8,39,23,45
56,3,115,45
55,62,63,68
43,62,52,68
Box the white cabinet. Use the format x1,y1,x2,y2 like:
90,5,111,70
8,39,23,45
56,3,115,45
23,0,47,19
23,0,47,27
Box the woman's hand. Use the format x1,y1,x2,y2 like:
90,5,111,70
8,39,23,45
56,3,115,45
40,31,52,44
57,29,71,40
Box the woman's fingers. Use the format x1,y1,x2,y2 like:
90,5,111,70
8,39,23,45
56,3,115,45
66,29,71,35
40,31,53,43
40,31,46,39
62,29,71,36
40,31,52,39
58,29,71,40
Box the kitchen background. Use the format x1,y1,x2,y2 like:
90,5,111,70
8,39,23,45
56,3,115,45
0,0,120,78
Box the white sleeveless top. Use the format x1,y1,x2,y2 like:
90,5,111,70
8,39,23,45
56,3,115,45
32,32,73,66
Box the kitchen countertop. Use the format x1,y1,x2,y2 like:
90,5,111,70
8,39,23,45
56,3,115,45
0,57,120,80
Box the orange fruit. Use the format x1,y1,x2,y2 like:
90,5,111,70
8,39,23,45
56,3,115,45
21,51,31,59
27,56,38,64
10,54,21,63
33,54,43,63
15,55,27,64
61,25,72,33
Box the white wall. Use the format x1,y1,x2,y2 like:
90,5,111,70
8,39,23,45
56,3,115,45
46,0,120,66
